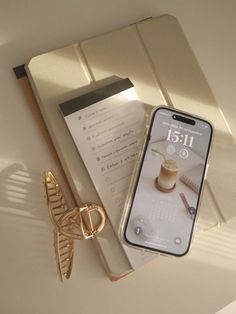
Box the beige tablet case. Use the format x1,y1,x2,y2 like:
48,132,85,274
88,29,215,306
22,15,235,280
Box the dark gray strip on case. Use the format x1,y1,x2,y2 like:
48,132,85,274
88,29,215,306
13,64,26,79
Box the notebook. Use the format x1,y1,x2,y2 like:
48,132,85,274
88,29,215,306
59,79,146,231
58,78,155,266
180,164,204,194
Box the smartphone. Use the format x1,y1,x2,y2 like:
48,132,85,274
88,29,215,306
121,106,213,256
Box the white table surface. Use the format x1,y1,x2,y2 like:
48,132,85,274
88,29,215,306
0,1,236,314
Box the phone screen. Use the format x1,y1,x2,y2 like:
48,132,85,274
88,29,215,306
124,107,213,256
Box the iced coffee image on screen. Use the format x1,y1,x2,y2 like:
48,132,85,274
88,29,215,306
152,152,179,193
125,108,212,256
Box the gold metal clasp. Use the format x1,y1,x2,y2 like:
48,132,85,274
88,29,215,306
57,203,106,240
43,170,106,282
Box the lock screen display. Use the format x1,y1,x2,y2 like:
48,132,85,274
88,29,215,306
124,107,213,256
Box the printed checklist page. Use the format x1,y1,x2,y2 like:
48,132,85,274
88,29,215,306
59,80,147,232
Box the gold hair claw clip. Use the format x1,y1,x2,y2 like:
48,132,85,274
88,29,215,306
43,170,106,282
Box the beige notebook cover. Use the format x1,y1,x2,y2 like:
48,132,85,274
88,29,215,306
23,15,236,279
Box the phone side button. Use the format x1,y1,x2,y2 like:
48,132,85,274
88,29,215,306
204,164,209,180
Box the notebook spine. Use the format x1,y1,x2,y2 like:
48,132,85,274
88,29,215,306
180,175,199,194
